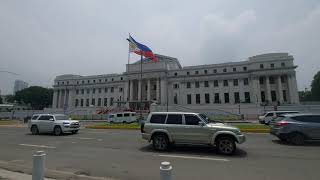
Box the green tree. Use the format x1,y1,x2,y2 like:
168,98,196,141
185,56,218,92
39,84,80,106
311,71,320,101
5,95,15,103
299,90,313,101
14,86,53,110
0,96,2,104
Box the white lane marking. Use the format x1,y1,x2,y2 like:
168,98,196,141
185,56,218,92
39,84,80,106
97,139,103,141
78,137,94,140
19,144,56,149
158,154,230,162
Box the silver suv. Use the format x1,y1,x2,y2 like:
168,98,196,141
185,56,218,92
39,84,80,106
141,112,246,155
28,114,80,135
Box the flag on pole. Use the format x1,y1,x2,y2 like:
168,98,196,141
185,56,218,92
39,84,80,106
127,35,157,62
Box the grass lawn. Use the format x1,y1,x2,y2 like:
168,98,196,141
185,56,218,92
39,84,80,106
230,123,270,130
0,120,19,125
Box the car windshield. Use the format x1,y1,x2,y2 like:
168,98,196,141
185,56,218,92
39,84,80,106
55,115,69,120
199,114,210,124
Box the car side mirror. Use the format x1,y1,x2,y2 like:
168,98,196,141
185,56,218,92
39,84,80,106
49,118,54,121
199,121,205,127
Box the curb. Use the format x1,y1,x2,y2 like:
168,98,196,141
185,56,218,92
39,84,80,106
240,129,270,133
0,160,115,180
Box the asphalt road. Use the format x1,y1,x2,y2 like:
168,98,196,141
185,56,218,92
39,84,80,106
0,127,319,180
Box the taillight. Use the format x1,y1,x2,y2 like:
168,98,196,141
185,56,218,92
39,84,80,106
275,121,289,127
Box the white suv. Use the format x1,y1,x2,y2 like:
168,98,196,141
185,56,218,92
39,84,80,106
28,114,80,135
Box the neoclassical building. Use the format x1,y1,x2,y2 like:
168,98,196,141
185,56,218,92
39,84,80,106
52,53,299,111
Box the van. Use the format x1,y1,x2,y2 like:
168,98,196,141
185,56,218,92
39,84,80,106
108,112,136,123
259,111,299,125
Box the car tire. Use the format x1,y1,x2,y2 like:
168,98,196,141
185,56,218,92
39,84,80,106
289,133,304,145
216,136,236,155
31,125,39,135
53,126,62,136
152,134,169,151
72,130,78,134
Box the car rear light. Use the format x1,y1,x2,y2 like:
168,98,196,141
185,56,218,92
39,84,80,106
275,121,289,127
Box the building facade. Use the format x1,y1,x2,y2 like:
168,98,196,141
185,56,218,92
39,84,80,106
52,53,299,111
13,80,28,94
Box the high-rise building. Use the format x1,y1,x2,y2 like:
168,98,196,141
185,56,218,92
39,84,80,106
13,80,28,94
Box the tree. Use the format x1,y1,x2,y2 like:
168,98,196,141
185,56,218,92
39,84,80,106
299,90,313,101
311,71,320,101
5,95,15,103
0,96,2,104
14,86,53,110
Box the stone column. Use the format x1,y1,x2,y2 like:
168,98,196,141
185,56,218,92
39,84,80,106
56,90,60,108
156,78,160,103
287,73,299,104
124,81,129,102
251,76,261,104
265,76,272,103
138,80,142,101
277,76,284,104
147,79,151,101
60,90,65,108
64,89,69,108
130,80,134,101
160,78,167,105
68,89,74,108
52,90,58,108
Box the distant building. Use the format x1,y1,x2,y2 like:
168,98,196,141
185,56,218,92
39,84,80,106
13,80,28,94
52,53,299,111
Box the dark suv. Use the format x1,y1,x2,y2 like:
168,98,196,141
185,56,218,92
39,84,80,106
270,114,320,145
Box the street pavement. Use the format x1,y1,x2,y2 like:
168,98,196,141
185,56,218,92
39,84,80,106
0,127,319,180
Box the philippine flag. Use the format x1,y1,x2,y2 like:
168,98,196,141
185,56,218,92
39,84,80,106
127,35,157,63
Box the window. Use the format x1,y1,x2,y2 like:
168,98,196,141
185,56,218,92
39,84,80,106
116,114,123,117
119,88,123,92
124,113,130,117
105,88,108,93
104,98,108,106
82,80,84,84
233,79,238,86
244,78,249,85
270,63,274,68
150,114,166,124
87,89,90,94
196,94,201,104
234,92,240,103
224,93,229,103
105,79,108,82
213,69,217,73
174,94,178,104
76,89,79,95
260,64,264,69
281,62,285,67
204,70,208,74
281,76,286,83
31,115,39,120
214,80,219,87
98,88,101,93
223,80,228,86
92,88,96,94
185,114,201,125
195,81,200,88
110,97,114,106
245,92,251,103
80,99,84,107
88,80,90,83
112,78,114,81
38,115,53,121
214,93,220,103
259,77,264,85
271,91,277,102
283,90,287,102
77,81,79,85
174,72,178,76
93,80,96,83
205,93,210,104
186,82,191,88
91,98,96,106
166,114,182,124
187,94,192,104
111,87,114,93
195,71,199,75
223,68,227,72
174,84,179,89
120,77,123,80
269,76,275,84
75,99,79,107
86,99,89,106
98,98,102,106
153,85,157,90
243,66,247,71
187,71,190,75
204,81,209,87
99,79,101,83
62,82,64,85
266,113,273,117
261,91,266,102
233,67,237,72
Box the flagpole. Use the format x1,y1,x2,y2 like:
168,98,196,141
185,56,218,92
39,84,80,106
140,53,143,118
127,33,131,108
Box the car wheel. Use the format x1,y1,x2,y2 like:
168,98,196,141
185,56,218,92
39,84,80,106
152,134,169,151
53,126,62,136
217,136,236,155
289,133,304,145
72,130,78,134
31,125,39,135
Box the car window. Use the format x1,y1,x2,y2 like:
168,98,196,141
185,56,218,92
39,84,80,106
124,113,130,117
117,114,123,117
311,115,320,123
31,115,39,120
266,113,273,117
38,115,53,121
150,114,167,124
109,115,114,118
131,113,135,116
166,114,182,124
185,114,201,125
291,116,310,122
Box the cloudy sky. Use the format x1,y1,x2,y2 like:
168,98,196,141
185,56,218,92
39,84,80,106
0,0,320,94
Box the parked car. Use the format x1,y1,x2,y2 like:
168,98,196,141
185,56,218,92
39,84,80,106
28,114,80,135
108,112,137,123
259,111,299,125
270,114,320,145
141,112,246,155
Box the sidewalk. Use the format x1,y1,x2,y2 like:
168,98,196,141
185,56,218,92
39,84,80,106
0,168,54,180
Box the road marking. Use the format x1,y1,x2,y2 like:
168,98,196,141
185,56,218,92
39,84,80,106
158,154,230,162
245,132,268,135
19,144,56,149
78,137,94,140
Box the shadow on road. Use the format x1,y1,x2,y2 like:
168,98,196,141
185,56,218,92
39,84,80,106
25,132,78,136
272,139,320,147
139,144,247,158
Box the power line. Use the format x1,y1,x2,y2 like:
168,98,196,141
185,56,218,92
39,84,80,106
0,71,20,76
